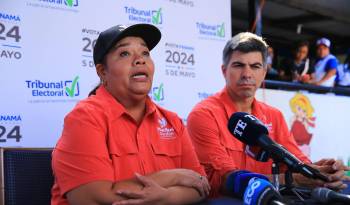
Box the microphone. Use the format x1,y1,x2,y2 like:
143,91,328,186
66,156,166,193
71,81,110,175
243,177,286,205
227,112,328,182
245,145,270,162
311,187,350,204
226,170,269,198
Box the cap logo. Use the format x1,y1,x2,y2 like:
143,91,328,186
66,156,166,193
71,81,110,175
119,25,127,30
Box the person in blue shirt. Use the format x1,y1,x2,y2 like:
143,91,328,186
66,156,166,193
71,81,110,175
309,38,338,87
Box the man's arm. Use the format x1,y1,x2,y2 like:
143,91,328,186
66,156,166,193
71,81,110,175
187,108,239,197
312,58,338,86
313,69,337,86
293,159,350,191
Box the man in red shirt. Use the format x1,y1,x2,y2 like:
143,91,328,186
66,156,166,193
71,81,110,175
187,32,350,197
51,24,210,205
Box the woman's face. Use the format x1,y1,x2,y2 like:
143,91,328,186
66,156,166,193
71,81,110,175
97,36,155,102
295,45,308,61
296,105,307,119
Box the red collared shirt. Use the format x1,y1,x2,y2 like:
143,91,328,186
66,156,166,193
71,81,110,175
187,87,310,197
51,86,205,205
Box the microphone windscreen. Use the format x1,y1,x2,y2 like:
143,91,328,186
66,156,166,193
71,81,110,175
234,172,269,198
228,112,268,145
311,187,332,203
225,170,251,195
243,178,282,205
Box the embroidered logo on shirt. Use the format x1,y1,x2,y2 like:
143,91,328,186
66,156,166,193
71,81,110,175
259,115,273,134
157,117,175,139
159,118,167,128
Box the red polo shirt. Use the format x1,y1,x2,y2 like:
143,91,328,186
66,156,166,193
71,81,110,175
51,86,205,205
187,87,310,197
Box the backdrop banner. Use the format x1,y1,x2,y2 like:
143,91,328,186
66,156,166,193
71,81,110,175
0,0,230,147
1,0,348,164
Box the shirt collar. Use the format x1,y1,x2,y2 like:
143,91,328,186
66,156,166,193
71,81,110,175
219,86,263,119
95,86,156,119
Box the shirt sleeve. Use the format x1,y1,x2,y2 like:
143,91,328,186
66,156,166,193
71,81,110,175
187,108,238,197
325,58,338,71
52,104,114,196
180,125,206,176
275,111,311,164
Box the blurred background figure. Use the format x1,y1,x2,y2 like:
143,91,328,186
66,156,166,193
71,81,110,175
266,46,279,79
279,41,315,83
336,49,350,87
309,38,338,87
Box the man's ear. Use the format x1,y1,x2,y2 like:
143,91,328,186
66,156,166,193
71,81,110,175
221,64,227,78
262,66,267,79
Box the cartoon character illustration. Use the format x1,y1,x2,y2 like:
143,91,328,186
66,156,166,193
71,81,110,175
289,93,316,157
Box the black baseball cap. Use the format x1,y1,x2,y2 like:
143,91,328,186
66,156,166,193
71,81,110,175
93,23,161,65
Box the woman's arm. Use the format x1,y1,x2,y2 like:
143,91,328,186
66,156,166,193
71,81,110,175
67,169,209,205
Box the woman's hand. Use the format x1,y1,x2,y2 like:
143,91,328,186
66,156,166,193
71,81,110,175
165,169,210,197
113,173,170,205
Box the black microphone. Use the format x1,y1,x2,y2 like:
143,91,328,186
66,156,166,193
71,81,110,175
227,112,329,182
311,187,350,204
245,144,270,162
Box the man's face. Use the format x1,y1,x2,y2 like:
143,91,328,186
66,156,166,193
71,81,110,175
316,44,329,58
222,51,267,100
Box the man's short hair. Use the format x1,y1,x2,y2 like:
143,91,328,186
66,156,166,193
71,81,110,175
222,32,268,67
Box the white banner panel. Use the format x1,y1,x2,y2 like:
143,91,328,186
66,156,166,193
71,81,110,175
256,89,350,163
0,0,231,146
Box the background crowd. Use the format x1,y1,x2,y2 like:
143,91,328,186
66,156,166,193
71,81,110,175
265,37,350,87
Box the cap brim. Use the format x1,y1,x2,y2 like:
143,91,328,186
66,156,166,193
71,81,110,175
317,43,329,48
117,24,161,51
94,24,161,65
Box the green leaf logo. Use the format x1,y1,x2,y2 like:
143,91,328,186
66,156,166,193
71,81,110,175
152,8,162,24
217,23,225,37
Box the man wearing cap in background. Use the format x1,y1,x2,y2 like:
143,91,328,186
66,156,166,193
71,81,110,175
51,23,210,205
308,37,338,87
187,32,350,198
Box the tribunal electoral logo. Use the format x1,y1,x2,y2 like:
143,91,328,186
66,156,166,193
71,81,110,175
196,22,226,41
149,83,165,104
124,6,163,25
197,92,213,100
26,0,79,12
25,76,81,103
